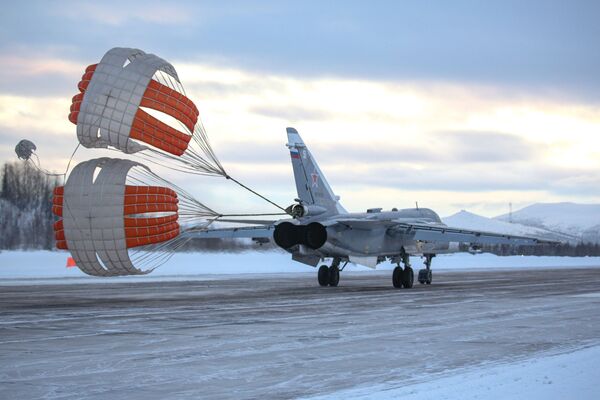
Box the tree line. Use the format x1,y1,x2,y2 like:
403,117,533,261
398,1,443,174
0,162,60,249
478,242,600,257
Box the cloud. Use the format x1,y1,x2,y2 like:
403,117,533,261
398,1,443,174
0,55,81,77
0,55,83,97
58,2,192,26
325,162,600,197
216,131,539,166
250,105,333,122
434,131,540,162
2,2,600,100
1,49,599,217
0,94,72,135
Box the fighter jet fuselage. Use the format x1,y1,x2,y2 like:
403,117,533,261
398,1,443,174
197,127,553,287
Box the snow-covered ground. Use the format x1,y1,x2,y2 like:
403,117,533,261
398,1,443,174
303,345,600,400
2,252,600,399
1,250,600,284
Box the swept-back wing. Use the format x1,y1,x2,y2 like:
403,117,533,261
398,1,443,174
187,225,275,240
388,222,557,246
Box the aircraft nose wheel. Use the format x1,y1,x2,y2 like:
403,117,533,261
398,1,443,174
418,254,434,284
418,269,432,284
328,265,340,287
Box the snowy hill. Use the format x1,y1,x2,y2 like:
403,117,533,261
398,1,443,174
442,210,575,242
495,203,600,242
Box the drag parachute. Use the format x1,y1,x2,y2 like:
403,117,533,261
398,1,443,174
15,139,37,161
69,47,225,176
67,47,287,214
52,157,219,276
15,46,288,276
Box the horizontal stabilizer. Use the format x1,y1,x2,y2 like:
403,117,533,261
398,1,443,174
186,225,274,239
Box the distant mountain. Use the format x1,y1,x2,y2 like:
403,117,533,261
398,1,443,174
444,210,543,236
442,210,574,241
495,203,600,243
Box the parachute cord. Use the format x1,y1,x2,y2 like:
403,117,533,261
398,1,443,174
225,175,289,214
63,143,81,178
27,154,63,177
22,143,80,181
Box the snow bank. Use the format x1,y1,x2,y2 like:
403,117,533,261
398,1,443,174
303,345,600,400
0,250,599,284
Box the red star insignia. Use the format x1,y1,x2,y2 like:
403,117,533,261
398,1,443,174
311,172,319,187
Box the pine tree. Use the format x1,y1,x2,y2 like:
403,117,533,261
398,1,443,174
0,161,61,250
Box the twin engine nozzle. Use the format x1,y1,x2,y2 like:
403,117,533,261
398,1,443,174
273,222,328,249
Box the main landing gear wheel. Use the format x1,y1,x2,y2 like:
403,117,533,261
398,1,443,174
318,265,329,287
393,250,414,289
393,266,414,288
328,265,340,287
393,266,403,288
402,266,414,288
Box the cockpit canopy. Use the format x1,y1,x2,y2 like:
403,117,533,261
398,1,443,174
394,207,442,223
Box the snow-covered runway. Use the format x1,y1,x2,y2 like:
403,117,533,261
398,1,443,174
1,267,600,399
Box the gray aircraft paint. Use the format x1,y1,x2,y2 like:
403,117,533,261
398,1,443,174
286,127,346,215
193,128,553,269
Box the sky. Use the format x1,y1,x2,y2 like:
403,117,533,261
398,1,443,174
1,0,599,217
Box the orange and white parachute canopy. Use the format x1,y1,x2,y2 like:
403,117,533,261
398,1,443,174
52,157,219,277
69,47,225,176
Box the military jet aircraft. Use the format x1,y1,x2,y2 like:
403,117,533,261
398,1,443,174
194,128,552,288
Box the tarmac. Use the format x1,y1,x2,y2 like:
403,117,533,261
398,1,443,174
1,267,600,399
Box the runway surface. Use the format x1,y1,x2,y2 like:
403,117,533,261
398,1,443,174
1,267,600,399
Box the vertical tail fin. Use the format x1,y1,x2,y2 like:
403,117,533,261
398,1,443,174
286,127,346,215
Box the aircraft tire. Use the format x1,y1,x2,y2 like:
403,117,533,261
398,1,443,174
418,269,427,284
318,265,330,287
426,270,432,285
328,265,340,287
402,266,414,289
392,266,403,288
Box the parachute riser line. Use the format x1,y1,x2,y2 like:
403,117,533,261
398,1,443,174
225,175,289,214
